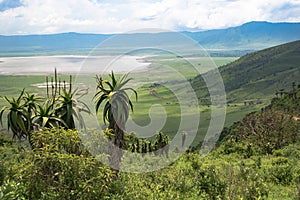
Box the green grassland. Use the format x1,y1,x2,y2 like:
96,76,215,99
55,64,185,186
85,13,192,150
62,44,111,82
0,56,267,148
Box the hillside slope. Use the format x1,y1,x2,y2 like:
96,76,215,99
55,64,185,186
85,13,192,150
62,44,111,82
218,87,300,155
192,40,300,102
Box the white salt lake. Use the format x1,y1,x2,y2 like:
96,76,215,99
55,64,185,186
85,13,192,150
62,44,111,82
0,55,151,75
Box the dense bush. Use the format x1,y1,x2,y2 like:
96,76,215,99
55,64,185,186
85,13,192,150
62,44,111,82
197,165,227,200
107,154,201,200
17,151,113,199
219,109,299,155
1,138,299,199
0,179,27,200
0,162,5,186
0,128,114,199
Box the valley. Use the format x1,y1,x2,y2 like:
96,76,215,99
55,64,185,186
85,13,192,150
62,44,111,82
0,22,299,199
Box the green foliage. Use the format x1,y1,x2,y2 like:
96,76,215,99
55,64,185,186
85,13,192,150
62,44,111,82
33,99,67,129
0,179,27,200
108,154,201,200
268,87,300,116
0,136,299,199
125,131,170,157
224,161,268,199
31,128,87,155
219,87,300,155
17,152,113,199
11,128,114,199
197,165,227,200
0,162,5,186
80,128,110,160
266,157,294,185
23,91,43,115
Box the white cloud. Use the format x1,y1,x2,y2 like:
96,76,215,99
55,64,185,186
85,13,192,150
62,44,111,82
0,0,299,35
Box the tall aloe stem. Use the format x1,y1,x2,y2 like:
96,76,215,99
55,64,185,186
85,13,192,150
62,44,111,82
46,76,49,98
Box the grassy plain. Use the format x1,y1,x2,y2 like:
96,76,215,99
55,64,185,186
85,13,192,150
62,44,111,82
0,56,267,147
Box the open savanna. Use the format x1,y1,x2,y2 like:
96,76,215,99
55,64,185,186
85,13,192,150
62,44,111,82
0,56,266,147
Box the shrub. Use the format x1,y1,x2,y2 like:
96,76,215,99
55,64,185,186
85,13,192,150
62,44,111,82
224,162,268,200
197,165,227,200
267,159,293,185
14,128,114,199
17,152,113,199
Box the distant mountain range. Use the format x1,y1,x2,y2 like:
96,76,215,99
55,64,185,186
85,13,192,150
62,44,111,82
0,21,299,56
185,21,300,49
191,40,300,101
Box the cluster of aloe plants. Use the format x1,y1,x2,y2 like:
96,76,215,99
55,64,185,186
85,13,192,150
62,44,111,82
1,70,170,172
126,131,170,156
0,69,90,146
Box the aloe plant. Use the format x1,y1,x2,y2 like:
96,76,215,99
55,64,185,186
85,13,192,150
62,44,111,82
94,71,137,170
0,89,31,140
55,89,91,129
23,91,43,115
33,99,67,129
0,69,91,146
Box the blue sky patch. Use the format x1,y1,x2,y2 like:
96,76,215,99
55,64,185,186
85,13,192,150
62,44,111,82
0,0,23,12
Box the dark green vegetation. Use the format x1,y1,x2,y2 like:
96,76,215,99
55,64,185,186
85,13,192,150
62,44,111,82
0,86,299,199
192,40,300,102
0,128,115,199
219,87,300,154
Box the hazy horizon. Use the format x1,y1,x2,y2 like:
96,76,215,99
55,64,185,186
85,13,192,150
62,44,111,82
0,21,299,36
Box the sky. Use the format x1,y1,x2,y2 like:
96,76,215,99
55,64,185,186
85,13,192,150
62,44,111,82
0,0,299,35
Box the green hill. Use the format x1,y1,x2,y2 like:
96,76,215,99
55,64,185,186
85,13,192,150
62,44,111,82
217,87,300,156
192,40,300,102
